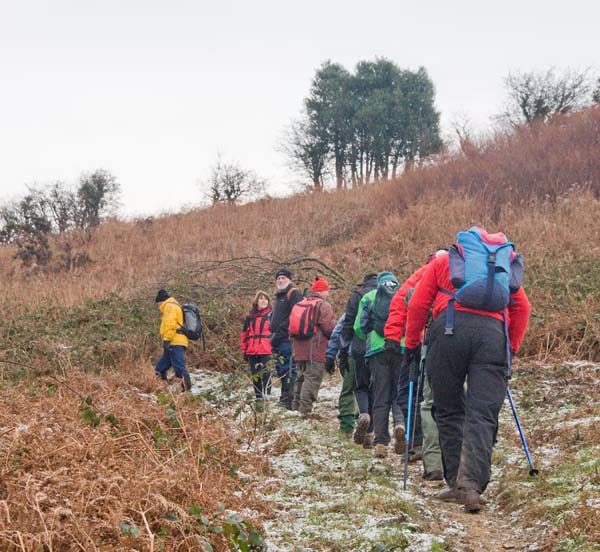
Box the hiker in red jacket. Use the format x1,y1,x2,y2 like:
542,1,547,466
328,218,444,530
291,277,336,418
240,291,273,406
404,233,530,513
384,250,446,480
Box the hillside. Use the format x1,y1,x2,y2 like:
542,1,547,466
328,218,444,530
0,108,599,550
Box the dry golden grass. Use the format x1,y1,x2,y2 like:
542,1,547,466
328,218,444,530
0,369,270,551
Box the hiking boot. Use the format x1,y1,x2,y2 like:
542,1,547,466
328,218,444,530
437,487,487,505
362,432,375,449
394,424,406,454
374,444,387,459
463,489,483,513
423,470,444,481
408,445,423,463
436,486,464,503
393,425,406,455
353,413,370,445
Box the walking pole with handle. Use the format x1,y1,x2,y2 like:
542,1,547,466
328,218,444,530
403,356,418,490
506,387,539,476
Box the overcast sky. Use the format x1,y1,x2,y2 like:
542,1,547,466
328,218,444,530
0,0,598,216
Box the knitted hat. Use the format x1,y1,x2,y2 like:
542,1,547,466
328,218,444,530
275,268,292,280
155,289,169,303
376,271,398,286
311,277,330,292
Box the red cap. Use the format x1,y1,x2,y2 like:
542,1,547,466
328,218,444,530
311,277,330,292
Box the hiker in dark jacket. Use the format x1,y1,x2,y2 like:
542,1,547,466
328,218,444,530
405,236,531,512
241,290,273,405
354,272,405,458
270,268,303,409
291,277,335,417
342,273,378,446
154,289,192,391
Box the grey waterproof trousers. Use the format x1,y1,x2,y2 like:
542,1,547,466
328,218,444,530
426,310,508,493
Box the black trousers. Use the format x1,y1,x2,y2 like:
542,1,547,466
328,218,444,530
426,310,508,493
248,354,271,400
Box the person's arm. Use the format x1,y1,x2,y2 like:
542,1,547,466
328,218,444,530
405,263,439,349
318,301,336,339
161,302,179,342
326,316,344,357
353,294,371,341
384,288,408,343
341,291,359,344
507,287,531,353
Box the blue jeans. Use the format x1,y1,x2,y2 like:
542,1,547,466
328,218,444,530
155,345,192,390
272,341,296,407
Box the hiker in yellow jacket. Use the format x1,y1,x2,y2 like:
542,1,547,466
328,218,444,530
154,289,192,391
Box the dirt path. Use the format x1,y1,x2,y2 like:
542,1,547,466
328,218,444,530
189,369,553,551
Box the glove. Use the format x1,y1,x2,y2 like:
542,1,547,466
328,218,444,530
338,348,350,377
162,340,171,354
384,339,403,356
325,356,336,375
402,346,421,371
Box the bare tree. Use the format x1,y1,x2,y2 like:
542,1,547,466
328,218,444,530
593,78,600,104
204,156,266,205
498,68,592,126
280,118,330,191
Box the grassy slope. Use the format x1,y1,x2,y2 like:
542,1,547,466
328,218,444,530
0,109,599,550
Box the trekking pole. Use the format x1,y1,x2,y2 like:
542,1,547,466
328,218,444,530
409,344,426,451
403,357,418,490
506,387,539,476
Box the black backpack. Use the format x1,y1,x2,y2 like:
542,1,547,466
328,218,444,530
177,303,203,341
371,281,399,335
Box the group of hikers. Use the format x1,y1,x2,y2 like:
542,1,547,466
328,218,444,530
154,226,531,514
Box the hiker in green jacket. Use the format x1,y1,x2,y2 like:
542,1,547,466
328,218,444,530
354,272,405,458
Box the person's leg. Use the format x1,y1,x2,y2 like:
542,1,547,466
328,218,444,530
338,356,358,435
155,350,171,381
427,314,470,488
170,346,192,390
249,356,263,400
371,352,394,447
421,375,443,477
274,342,294,408
299,361,325,416
456,316,508,496
353,354,370,415
293,360,307,409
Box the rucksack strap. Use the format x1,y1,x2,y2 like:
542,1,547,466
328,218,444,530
485,250,497,308
439,288,455,335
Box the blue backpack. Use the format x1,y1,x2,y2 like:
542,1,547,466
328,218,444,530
443,227,524,334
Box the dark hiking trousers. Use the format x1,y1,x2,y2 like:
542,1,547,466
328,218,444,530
397,357,424,447
249,354,272,400
354,353,374,432
272,341,296,408
370,350,405,446
426,310,508,493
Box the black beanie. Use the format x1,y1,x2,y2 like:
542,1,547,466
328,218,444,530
275,268,292,280
155,289,169,303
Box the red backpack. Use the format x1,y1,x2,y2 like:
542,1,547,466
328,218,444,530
289,298,321,340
